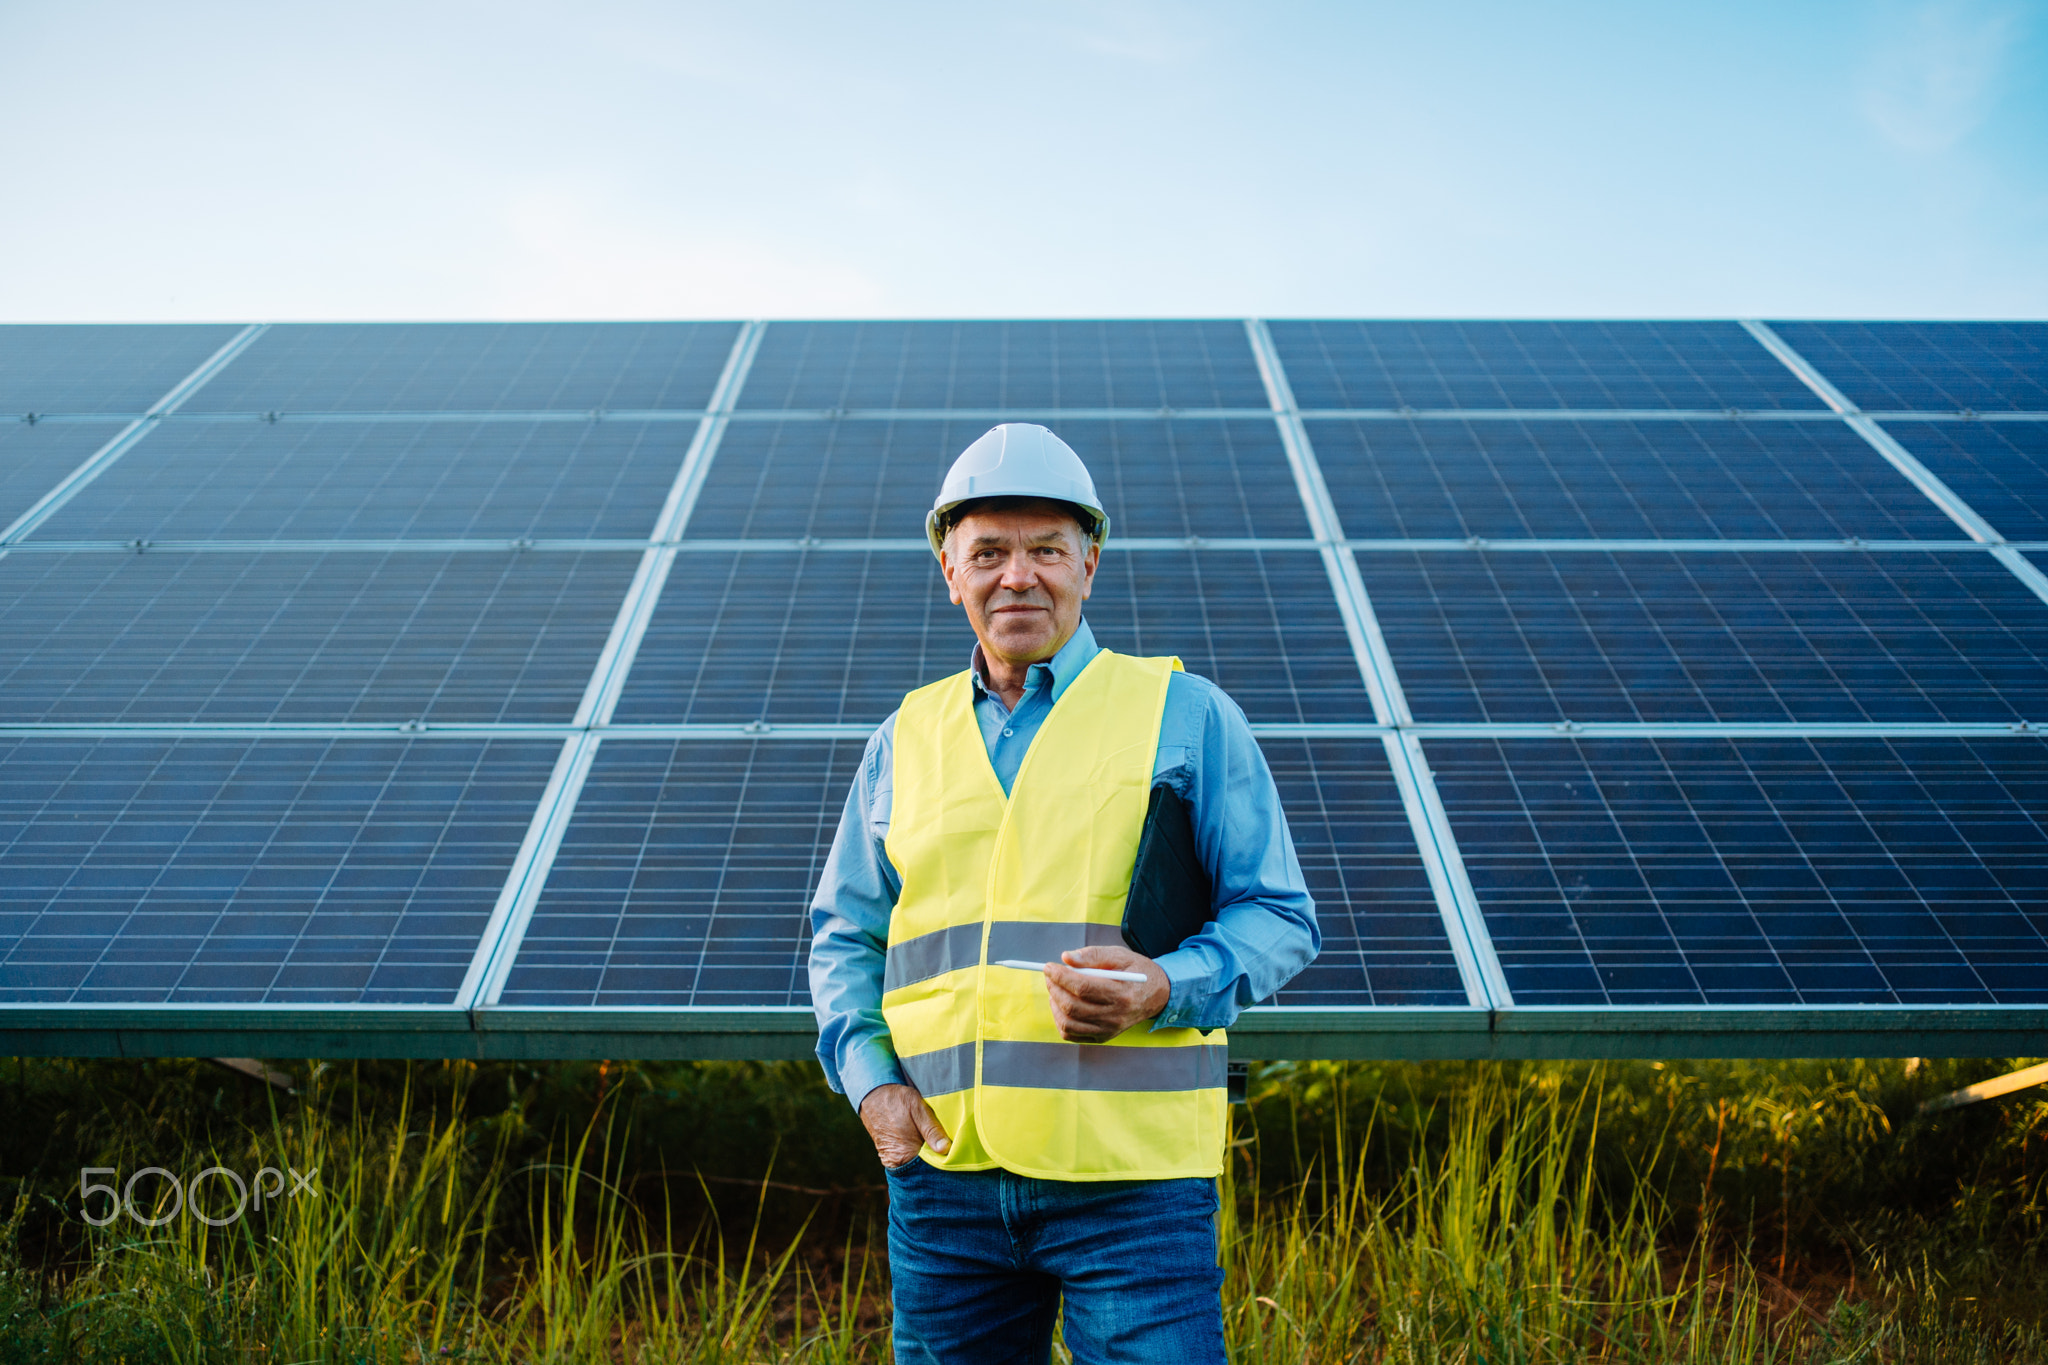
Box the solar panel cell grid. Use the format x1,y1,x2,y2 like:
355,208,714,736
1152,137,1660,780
1429,736,2048,1006
1361,550,2048,724
0,551,637,724
1270,321,1826,412
0,737,559,1004
0,325,245,415
35,419,701,542
1879,421,2048,542
690,417,1309,542
185,322,743,414
612,549,1369,726
737,321,1269,411
497,739,860,1007
1771,321,2048,412
1256,738,1467,1006
0,424,125,532
1307,418,1956,541
8,315,2047,1036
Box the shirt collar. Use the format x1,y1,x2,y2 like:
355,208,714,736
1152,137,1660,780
969,618,1100,705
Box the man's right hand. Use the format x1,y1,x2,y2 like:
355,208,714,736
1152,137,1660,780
859,1083,952,1169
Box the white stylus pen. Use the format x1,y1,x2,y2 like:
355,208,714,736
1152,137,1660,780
994,959,1147,983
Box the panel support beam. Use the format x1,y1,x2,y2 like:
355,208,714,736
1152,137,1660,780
455,320,768,1012
1919,1059,2048,1114
5,1002,2042,1062
0,324,269,552
1245,318,1512,1011
1742,320,2048,610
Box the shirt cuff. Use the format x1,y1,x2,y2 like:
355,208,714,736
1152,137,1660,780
838,1037,907,1114
1150,946,1220,1032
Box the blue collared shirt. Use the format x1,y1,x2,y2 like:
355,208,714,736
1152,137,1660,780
807,619,1320,1112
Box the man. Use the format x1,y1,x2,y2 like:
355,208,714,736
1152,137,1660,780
809,423,1318,1364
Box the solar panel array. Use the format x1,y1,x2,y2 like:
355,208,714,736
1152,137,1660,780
3,317,2045,1057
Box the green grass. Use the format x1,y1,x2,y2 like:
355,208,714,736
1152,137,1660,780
2,1056,2043,1362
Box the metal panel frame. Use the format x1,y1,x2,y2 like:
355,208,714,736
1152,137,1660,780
12,537,2048,556
23,406,2047,425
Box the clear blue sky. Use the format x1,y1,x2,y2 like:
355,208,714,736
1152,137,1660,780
2,0,2042,321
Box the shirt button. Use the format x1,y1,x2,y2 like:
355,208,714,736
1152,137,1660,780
1002,728,1014,736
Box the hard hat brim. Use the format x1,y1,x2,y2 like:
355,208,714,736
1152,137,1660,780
926,497,1110,559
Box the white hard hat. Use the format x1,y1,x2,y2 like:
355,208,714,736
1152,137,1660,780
925,423,1110,559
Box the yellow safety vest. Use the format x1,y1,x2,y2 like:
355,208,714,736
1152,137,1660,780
881,648,1228,1181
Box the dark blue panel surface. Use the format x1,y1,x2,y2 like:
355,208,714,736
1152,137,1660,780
1257,738,1465,1006
1771,321,2048,413
613,550,1367,725
37,419,699,542
0,325,244,414
498,739,858,1007
0,424,120,531
1361,550,2048,723
1431,736,2048,1006
186,323,741,413
1308,418,1952,540
692,418,1308,541
499,737,1463,1009
0,551,635,723
0,737,558,1004
737,321,1267,411
1270,321,1824,412
1881,420,2048,541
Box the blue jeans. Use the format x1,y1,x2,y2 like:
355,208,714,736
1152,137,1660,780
884,1157,1226,1365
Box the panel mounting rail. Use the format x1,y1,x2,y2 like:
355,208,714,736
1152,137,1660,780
1245,318,1513,1012
456,320,768,1012
0,324,269,553
1741,320,2048,610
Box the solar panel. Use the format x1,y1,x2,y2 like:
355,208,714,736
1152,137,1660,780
0,324,246,414
1254,738,1466,1007
1361,549,2048,724
498,736,1467,1009
693,417,1310,541
1877,420,2048,542
184,322,743,414
1766,321,2048,412
0,736,559,1004
5,316,2047,1061
34,419,703,542
1270,320,1827,412
1,424,125,530
1307,418,1958,541
0,550,636,723
736,321,1269,411
1429,735,2048,1007
611,549,1370,726
497,739,860,1007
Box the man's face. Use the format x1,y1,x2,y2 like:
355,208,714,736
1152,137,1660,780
940,501,1098,669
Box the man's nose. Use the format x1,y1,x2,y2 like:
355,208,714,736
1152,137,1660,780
996,553,1039,591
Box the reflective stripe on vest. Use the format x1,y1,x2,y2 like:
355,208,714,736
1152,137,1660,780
880,648,1228,1181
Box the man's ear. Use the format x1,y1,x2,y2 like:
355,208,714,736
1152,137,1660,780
939,546,965,606
1079,541,1099,599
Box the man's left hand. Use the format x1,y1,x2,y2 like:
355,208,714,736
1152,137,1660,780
1043,946,1170,1042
